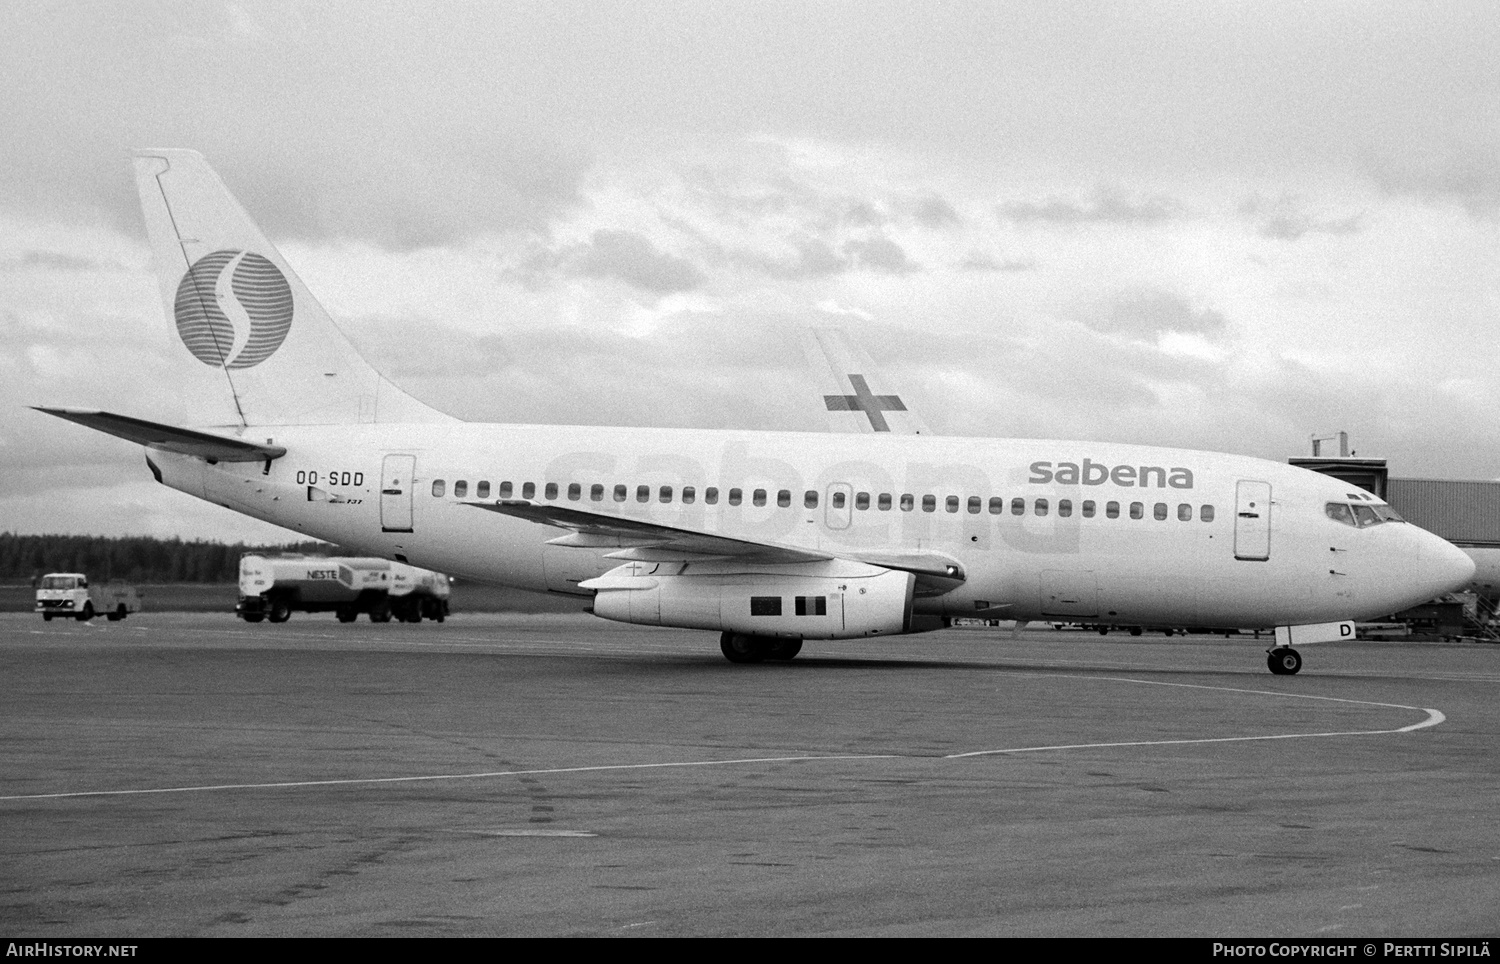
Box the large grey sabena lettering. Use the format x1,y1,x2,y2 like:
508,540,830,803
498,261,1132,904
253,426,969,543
1028,459,1194,489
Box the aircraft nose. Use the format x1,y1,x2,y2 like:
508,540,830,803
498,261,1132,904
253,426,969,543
1416,532,1476,596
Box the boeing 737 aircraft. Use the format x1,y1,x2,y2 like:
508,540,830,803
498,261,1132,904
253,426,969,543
36,150,1475,673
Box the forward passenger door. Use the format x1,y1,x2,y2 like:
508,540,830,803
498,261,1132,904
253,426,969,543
1234,480,1271,561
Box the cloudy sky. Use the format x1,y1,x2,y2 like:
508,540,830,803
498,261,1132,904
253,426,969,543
2,1,1498,542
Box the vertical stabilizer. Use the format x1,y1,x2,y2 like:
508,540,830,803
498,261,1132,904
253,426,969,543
805,327,932,435
132,149,454,427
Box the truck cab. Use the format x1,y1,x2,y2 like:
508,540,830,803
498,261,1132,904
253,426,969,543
36,573,141,622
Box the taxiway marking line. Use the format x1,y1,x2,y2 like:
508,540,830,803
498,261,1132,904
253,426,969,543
0,674,1446,802
946,674,1444,758
0,754,899,802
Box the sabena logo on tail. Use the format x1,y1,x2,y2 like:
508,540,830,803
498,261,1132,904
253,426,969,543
173,249,293,369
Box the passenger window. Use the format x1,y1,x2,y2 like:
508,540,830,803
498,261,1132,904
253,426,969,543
1106,501,1120,519
901,494,915,512
499,481,513,498
945,496,959,513
454,480,468,498
636,485,650,503
1325,503,1355,527
477,481,490,499
591,484,604,501
432,479,446,497
705,487,719,505
1035,498,1049,517
1082,500,1095,518
1177,503,1192,521
729,488,743,506
1130,502,1143,520
923,495,937,512
753,489,767,507
1011,497,1025,516
989,497,1004,515
660,486,673,503
855,492,870,510
968,496,982,514
1153,503,1167,521
1058,499,1072,518
1201,505,1214,522
522,482,536,499
544,482,558,500
778,489,791,507
832,491,846,509
805,490,819,508
614,484,627,502
683,486,696,504
567,483,581,501
878,493,891,511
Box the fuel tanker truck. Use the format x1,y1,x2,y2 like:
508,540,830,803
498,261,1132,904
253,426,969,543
236,555,450,624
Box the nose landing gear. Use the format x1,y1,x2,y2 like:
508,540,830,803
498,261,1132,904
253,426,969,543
1266,647,1302,675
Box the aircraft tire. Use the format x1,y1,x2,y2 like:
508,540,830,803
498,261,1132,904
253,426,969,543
720,632,766,664
764,639,802,661
1267,647,1302,675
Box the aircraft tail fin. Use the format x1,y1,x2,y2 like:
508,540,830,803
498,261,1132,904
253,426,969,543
131,149,453,428
805,327,932,435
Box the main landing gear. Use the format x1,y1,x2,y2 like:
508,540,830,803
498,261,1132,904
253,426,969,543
719,632,803,664
1266,647,1302,675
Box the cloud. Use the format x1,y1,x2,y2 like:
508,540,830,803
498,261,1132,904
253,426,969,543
510,229,706,296
1371,149,1500,219
1086,289,1228,337
957,252,1036,272
571,230,706,295
3,251,108,272
1239,193,1365,240
999,187,1184,226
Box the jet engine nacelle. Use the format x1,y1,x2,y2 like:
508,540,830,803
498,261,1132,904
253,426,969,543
583,559,916,639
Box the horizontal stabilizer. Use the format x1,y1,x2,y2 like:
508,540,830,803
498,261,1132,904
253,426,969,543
34,407,286,462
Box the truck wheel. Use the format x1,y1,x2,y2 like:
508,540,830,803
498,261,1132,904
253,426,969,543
336,608,357,623
43,613,53,622
76,602,95,622
268,600,291,623
243,614,265,624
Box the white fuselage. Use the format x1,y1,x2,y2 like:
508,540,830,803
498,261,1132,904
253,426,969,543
145,422,1474,631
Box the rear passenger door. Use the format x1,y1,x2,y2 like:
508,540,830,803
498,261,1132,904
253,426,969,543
381,454,416,533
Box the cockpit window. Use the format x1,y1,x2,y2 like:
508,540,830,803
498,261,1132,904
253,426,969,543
1326,503,1355,526
1327,500,1405,528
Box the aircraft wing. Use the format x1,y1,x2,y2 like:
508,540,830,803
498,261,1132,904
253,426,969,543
806,327,931,435
34,407,287,462
468,500,832,564
469,499,965,593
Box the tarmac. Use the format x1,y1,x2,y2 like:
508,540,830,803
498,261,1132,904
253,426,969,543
2,612,1497,937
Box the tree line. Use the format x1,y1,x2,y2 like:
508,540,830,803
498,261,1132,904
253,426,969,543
0,533,347,584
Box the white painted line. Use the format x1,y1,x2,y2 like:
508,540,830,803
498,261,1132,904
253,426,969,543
0,674,1447,802
0,753,898,802
945,674,1444,758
